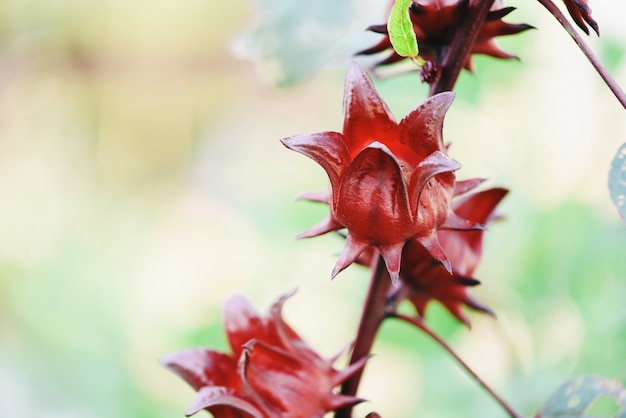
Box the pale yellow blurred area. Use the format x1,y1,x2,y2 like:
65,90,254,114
0,0,624,417
0,0,366,416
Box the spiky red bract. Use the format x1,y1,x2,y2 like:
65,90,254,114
357,0,533,77
400,186,508,326
563,0,599,35
282,62,480,284
161,291,366,418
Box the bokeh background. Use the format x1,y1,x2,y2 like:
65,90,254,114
0,0,625,417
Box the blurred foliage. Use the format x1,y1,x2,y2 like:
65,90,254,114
233,0,356,85
608,143,626,223
537,375,626,418
0,1,624,418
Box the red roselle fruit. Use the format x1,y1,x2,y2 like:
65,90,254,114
161,291,367,418
282,62,485,285
357,0,533,78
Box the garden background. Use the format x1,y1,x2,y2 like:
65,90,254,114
0,0,625,417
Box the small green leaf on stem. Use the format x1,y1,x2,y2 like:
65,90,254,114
537,375,626,417
608,142,626,224
387,0,419,58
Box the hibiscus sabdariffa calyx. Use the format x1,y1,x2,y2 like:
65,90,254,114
282,62,484,285
357,0,533,76
161,291,366,418
397,185,507,326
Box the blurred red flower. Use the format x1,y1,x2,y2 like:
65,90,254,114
398,185,508,326
282,63,482,285
161,291,366,417
357,0,532,76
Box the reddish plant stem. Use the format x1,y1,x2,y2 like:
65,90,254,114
336,3,502,417
430,0,496,95
335,252,391,418
391,313,525,418
535,0,626,109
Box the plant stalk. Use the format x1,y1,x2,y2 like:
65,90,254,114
335,253,391,418
430,0,496,95
335,2,530,416
391,313,525,418
536,0,626,109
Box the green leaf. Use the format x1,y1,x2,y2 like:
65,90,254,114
608,142,626,224
538,375,626,418
387,0,419,58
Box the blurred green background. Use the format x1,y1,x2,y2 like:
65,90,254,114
0,0,625,417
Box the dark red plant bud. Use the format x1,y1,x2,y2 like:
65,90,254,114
563,0,599,35
161,291,367,418
282,62,482,285
420,60,441,84
357,0,533,78
398,185,508,326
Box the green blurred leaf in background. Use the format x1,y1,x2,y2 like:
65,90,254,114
608,142,626,224
232,0,384,85
538,375,626,418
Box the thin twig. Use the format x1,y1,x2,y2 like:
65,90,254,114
390,313,525,418
336,253,391,418
536,0,626,109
